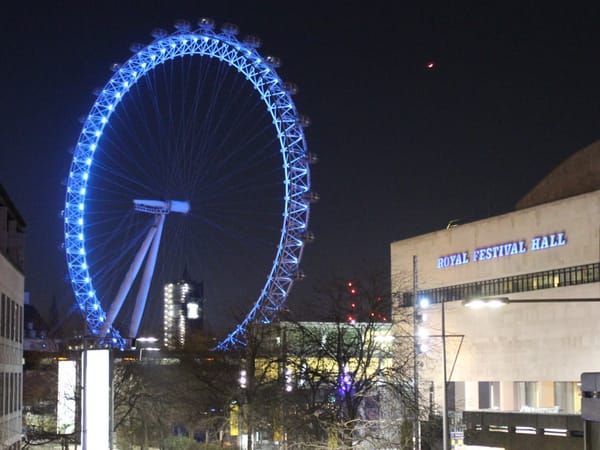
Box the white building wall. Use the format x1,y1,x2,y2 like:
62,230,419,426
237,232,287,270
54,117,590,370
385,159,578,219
0,253,24,448
391,191,600,413
391,191,599,289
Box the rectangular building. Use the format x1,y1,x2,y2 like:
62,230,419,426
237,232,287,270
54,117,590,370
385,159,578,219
0,185,25,449
391,189,599,415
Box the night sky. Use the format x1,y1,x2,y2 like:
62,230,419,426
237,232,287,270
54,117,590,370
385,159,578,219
1,1,598,335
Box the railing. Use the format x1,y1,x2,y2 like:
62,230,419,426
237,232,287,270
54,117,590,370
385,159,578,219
463,410,583,450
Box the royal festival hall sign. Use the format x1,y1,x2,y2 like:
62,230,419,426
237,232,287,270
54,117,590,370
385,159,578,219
437,232,567,269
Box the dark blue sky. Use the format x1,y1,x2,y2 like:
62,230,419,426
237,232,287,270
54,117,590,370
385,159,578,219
1,1,598,333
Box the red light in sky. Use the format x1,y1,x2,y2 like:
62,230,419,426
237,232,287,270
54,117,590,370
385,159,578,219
426,61,435,69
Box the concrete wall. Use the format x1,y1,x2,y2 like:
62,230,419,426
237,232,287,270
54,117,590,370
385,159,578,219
0,252,24,448
391,190,599,290
391,190,600,413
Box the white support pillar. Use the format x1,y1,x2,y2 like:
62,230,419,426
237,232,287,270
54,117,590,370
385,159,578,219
464,381,479,411
500,381,515,411
81,349,112,450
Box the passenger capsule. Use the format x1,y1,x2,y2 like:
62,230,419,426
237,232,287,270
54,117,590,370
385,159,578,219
197,17,215,30
242,35,261,48
282,82,298,95
129,42,144,53
265,55,281,68
220,22,239,36
109,62,121,72
303,152,319,164
301,231,316,243
293,270,306,281
174,20,191,32
302,191,320,203
297,115,311,128
151,28,168,39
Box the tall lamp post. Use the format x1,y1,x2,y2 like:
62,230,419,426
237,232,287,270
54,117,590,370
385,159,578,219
441,298,448,450
416,296,463,450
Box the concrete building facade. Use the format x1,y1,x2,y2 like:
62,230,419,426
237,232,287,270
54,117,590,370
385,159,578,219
391,142,600,420
0,185,25,449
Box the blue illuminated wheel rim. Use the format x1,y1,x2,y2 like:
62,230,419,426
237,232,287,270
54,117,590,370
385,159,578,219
63,20,314,350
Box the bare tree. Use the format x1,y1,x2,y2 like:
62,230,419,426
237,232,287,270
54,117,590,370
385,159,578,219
236,269,421,449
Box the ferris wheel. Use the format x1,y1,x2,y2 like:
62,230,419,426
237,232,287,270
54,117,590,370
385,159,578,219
63,19,317,350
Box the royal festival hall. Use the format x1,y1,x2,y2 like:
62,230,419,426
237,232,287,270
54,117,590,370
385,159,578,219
391,141,599,449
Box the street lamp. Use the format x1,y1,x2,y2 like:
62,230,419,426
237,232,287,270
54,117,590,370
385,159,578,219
416,296,450,450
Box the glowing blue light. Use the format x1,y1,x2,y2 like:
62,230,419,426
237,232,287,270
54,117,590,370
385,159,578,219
65,26,311,352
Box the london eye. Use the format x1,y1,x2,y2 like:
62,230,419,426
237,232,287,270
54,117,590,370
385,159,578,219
63,19,317,350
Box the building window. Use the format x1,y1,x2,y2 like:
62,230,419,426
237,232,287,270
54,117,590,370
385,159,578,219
554,381,580,414
0,293,4,338
403,263,600,306
514,381,538,410
447,381,465,412
478,381,500,409
0,372,3,417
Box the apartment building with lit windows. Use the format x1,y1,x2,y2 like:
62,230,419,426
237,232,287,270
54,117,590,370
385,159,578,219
163,272,205,350
391,141,599,448
0,185,26,449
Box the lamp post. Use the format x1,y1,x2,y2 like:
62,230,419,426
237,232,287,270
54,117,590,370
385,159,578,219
416,295,456,450
441,297,448,450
